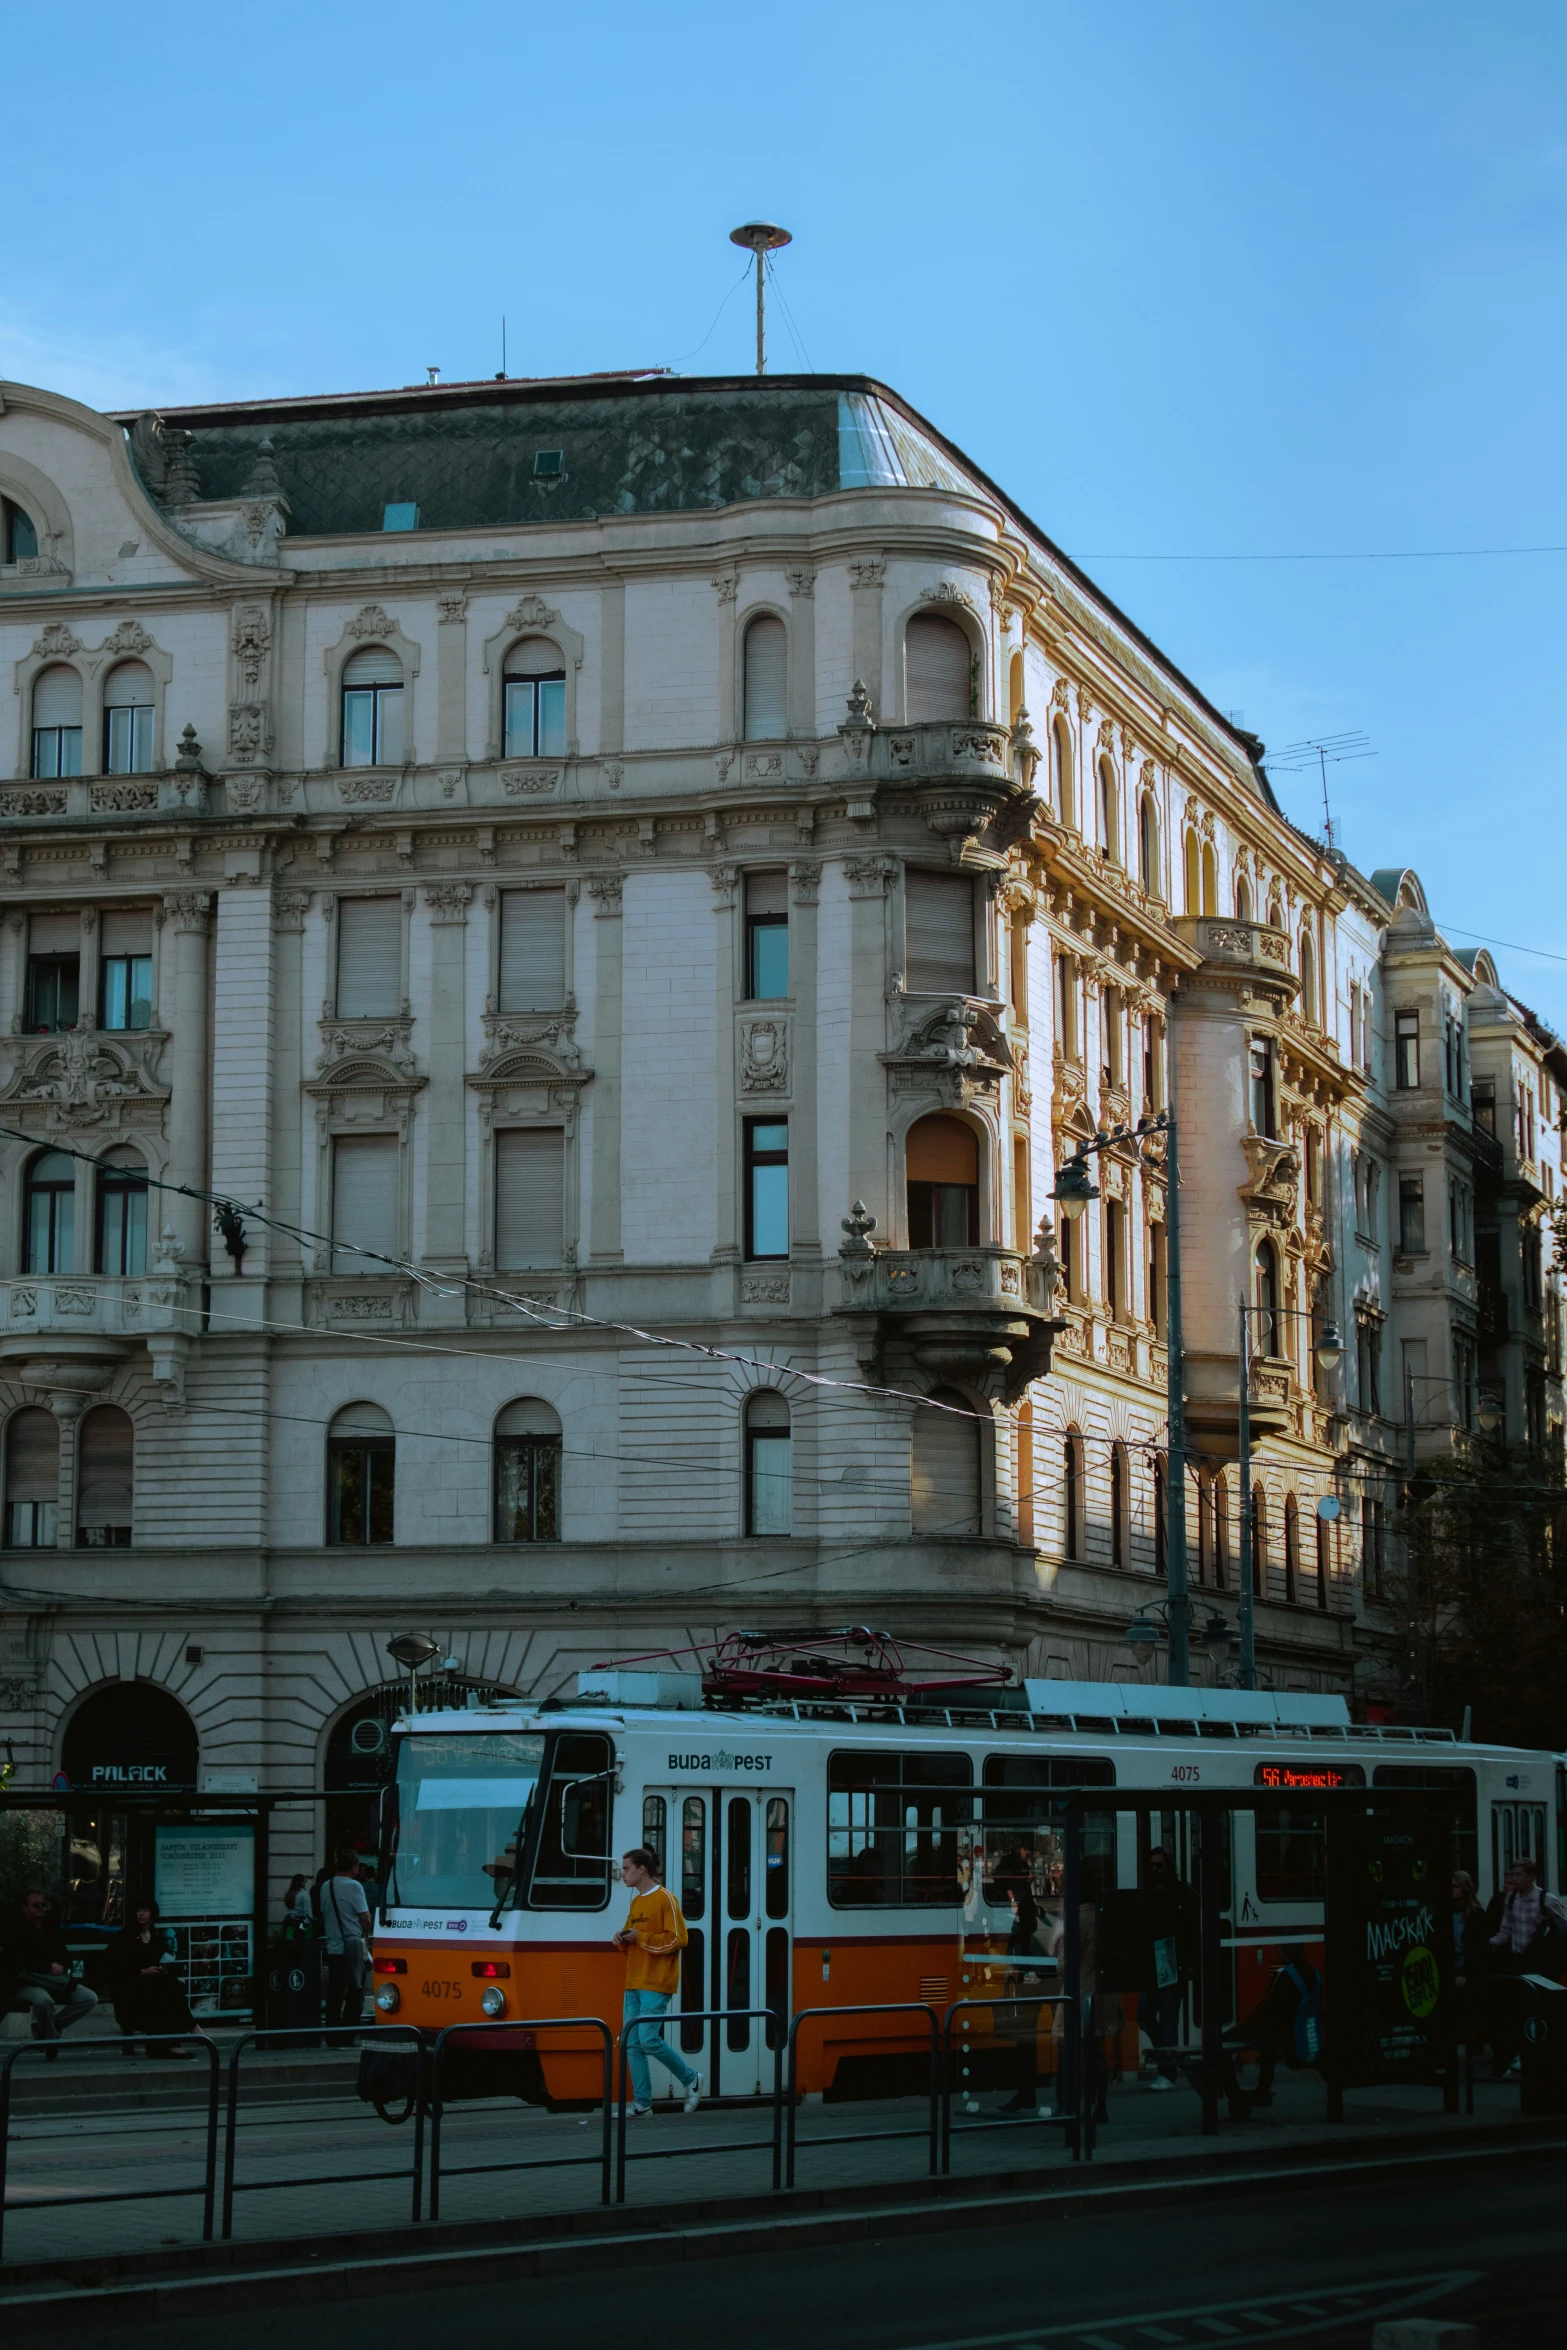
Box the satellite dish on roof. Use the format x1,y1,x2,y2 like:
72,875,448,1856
728,223,793,377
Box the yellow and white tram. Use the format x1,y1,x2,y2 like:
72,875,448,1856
368,1672,1563,2102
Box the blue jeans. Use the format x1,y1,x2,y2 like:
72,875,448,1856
1138,1983,1185,2078
623,1989,697,2107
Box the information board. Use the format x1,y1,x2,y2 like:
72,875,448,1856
154,1824,255,1919
1329,1806,1453,2086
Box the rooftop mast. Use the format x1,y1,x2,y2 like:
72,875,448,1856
729,222,793,375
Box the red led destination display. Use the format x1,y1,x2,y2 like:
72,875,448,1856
1254,1763,1365,1790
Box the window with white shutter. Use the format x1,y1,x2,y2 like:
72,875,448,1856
336,897,402,1017
905,614,972,721
498,889,566,1012
904,871,976,994
495,1128,565,1267
743,614,787,740
331,1134,400,1273
911,1388,981,1535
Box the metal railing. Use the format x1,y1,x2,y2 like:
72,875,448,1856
614,2007,783,2203
939,1995,1092,2167
220,2023,425,2238
783,2003,941,2188
0,2031,220,2260
429,2016,613,2221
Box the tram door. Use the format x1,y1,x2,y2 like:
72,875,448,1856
646,1785,794,2096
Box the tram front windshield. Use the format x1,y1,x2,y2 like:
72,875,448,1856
390,1732,544,1908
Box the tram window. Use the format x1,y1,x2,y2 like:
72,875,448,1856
983,1755,1116,1791
727,1796,753,1919
642,1795,667,1879
1372,1765,1478,1881
765,1796,790,1919
682,1797,707,1920
528,1731,613,1910
390,1731,544,1910
765,1925,789,2045
828,1749,974,1908
726,1927,750,2048
1254,1806,1326,1902
680,1931,706,2053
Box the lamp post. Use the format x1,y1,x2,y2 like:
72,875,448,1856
386,1631,440,1720
1235,1300,1342,1691
1125,1602,1239,1671
1053,1108,1191,1683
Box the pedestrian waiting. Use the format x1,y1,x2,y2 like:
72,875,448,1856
0,1888,99,2055
615,1846,703,2117
105,1901,196,2058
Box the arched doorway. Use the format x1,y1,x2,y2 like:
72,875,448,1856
324,1676,516,1874
58,1682,199,1928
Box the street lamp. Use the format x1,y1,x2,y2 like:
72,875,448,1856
1236,1300,1344,1692
1125,1604,1238,1664
387,1631,440,1719
1053,1108,1191,1684
1477,1394,1503,1437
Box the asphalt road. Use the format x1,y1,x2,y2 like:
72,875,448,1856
76,2148,1564,2350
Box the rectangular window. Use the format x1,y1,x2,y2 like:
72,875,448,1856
331,1134,399,1275
527,1730,614,1911
1149,1218,1167,1339
1394,1010,1420,1089
1104,1197,1124,1320
1357,1317,1381,1416
494,1433,560,1542
1398,1175,1426,1255
746,1424,793,1535
744,1120,789,1260
1055,951,1078,1062
905,871,975,994
503,673,567,759
336,896,402,1017
745,871,790,1000
1248,1038,1275,1137
495,1127,565,1268
1143,1014,1164,1110
104,703,153,775
827,1749,973,1908
498,887,566,1013
99,955,152,1032
24,955,79,1034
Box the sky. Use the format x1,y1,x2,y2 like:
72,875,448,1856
5,1,1564,1024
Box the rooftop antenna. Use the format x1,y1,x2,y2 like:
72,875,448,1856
1261,729,1375,852
729,222,792,375
497,316,506,382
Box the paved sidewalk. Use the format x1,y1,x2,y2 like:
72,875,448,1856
0,2043,1536,2276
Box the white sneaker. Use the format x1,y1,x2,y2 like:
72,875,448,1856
631,2103,652,2118
1148,2074,1175,2093
683,2071,703,2114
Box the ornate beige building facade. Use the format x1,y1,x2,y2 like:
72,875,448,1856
0,368,1560,1892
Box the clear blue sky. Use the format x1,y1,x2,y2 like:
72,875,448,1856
7,2,1564,1023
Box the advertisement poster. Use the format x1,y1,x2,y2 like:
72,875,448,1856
1332,1808,1452,2085
154,1824,255,1918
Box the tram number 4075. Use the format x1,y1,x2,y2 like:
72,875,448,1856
421,1979,464,1998
1169,1765,1201,1784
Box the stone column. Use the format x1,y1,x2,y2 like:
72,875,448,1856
160,892,213,1269
711,866,740,1263
787,861,820,1256
786,567,816,740
844,855,894,1232
211,887,275,1292
586,875,624,1261
436,592,468,762
848,557,886,719
268,891,311,1276
599,581,625,758
713,571,740,745
420,884,471,1302
51,1390,83,1550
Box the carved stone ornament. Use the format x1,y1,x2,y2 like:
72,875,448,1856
31,622,83,660
315,1021,418,1080
740,1272,790,1304
605,760,625,790
3,1030,167,1130
102,620,154,658
586,873,623,909
789,860,820,904
272,890,313,929
346,604,397,640
339,778,397,803
437,593,468,625
504,594,559,635
161,891,213,931
479,1014,584,1074
423,883,471,920
231,605,272,689
745,752,783,779
839,1200,878,1260
1051,676,1071,710
785,566,815,598
920,582,975,610
740,1017,789,1093
848,558,886,589
712,571,739,604
91,782,157,813
502,767,560,795
1239,1134,1302,1227
228,702,268,764
1,789,67,816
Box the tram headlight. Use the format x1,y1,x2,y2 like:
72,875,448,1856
375,1984,401,2013
480,1986,508,2018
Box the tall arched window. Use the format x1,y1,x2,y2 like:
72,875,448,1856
1139,795,1160,895
1283,1493,1300,1604
1050,716,1075,827
1098,759,1119,863
912,1387,981,1536
24,1150,75,1273
1063,1427,1084,1559
1183,829,1201,914
3,497,39,563
341,646,404,768
1235,871,1253,922
31,665,83,778
1250,1485,1266,1597
5,1407,58,1547
1212,1471,1229,1589
503,637,566,758
1008,651,1025,728
102,660,155,774
76,1404,133,1547
906,1114,979,1247
1299,928,1318,1024
1200,839,1219,916
493,1397,561,1542
328,1402,395,1545
96,1149,148,1276
905,613,972,721
1110,1439,1129,1566
744,1390,792,1536
1255,1240,1280,1357
742,613,787,741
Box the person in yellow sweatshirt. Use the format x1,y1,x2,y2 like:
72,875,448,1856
614,1846,702,2117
